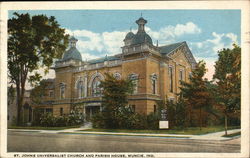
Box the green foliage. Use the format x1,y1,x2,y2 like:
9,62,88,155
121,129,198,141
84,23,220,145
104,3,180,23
167,99,186,128
8,12,69,125
30,79,48,105
179,61,214,129
39,112,84,127
213,44,241,115
91,73,161,130
213,44,241,135
92,111,159,130
97,73,134,129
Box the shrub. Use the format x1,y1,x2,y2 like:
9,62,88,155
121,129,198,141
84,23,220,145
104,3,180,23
40,113,56,127
92,110,160,130
38,111,84,127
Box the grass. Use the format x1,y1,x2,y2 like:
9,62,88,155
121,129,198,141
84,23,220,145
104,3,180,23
8,125,81,130
223,132,241,137
80,126,240,135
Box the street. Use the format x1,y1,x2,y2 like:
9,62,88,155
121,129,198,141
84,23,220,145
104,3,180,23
8,130,240,152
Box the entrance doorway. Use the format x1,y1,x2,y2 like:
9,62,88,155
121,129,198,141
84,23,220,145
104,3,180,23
85,106,100,121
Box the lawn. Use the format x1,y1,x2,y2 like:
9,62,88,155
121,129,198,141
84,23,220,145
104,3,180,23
8,125,81,130
81,126,240,135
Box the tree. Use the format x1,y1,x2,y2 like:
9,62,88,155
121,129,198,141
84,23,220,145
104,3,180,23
96,73,134,129
213,44,241,135
180,61,213,130
30,79,48,105
8,12,69,125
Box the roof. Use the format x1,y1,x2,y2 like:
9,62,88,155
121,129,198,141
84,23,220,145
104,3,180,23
124,32,135,40
159,42,185,55
88,56,120,64
62,47,82,61
131,31,153,45
69,36,78,41
41,79,55,89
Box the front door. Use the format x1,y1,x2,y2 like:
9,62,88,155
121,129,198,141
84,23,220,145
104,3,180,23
85,106,100,121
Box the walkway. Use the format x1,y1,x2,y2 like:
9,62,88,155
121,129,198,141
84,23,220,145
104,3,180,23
8,124,240,141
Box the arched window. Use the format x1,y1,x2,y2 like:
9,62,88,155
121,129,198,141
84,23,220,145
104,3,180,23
77,80,84,98
92,76,102,96
129,73,139,94
151,73,157,94
59,83,66,99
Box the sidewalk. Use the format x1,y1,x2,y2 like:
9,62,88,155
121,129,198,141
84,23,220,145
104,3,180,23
8,125,240,141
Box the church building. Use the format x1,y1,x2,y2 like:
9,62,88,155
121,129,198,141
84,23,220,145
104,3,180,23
33,17,196,120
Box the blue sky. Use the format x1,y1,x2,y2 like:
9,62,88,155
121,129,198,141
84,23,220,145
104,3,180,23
9,10,241,80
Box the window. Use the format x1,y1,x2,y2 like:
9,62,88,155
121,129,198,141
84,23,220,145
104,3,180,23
129,73,139,94
49,91,54,97
151,74,157,94
154,105,157,113
129,105,136,113
152,80,156,94
46,108,53,113
59,83,66,99
169,98,175,104
92,76,102,96
179,69,184,82
60,108,63,116
77,80,84,98
168,67,173,92
189,72,192,79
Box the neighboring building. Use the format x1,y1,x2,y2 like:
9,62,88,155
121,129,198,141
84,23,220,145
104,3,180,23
8,87,32,126
32,17,196,120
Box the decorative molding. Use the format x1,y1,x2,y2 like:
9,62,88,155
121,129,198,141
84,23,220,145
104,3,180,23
88,72,104,88
113,72,122,80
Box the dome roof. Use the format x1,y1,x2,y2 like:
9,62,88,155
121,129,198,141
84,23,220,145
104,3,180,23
124,17,153,46
62,47,82,61
131,32,153,45
124,32,135,40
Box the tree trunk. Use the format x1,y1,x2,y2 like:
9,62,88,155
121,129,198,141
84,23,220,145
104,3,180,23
225,114,228,136
199,106,202,131
16,84,22,126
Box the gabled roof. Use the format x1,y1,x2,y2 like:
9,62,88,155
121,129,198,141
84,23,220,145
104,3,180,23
88,55,120,64
159,42,185,55
160,41,196,65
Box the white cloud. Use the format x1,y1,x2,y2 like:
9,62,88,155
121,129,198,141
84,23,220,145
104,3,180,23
190,32,238,58
102,31,126,55
26,68,55,90
174,22,201,36
195,57,216,81
190,32,238,81
146,22,202,45
65,21,201,58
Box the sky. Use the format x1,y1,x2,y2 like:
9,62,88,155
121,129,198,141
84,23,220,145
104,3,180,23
9,10,241,84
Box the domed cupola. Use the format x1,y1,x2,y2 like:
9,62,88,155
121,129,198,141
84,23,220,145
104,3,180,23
124,31,135,46
61,36,82,61
130,17,153,45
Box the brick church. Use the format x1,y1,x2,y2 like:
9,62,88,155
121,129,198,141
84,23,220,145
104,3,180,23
32,16,196,120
